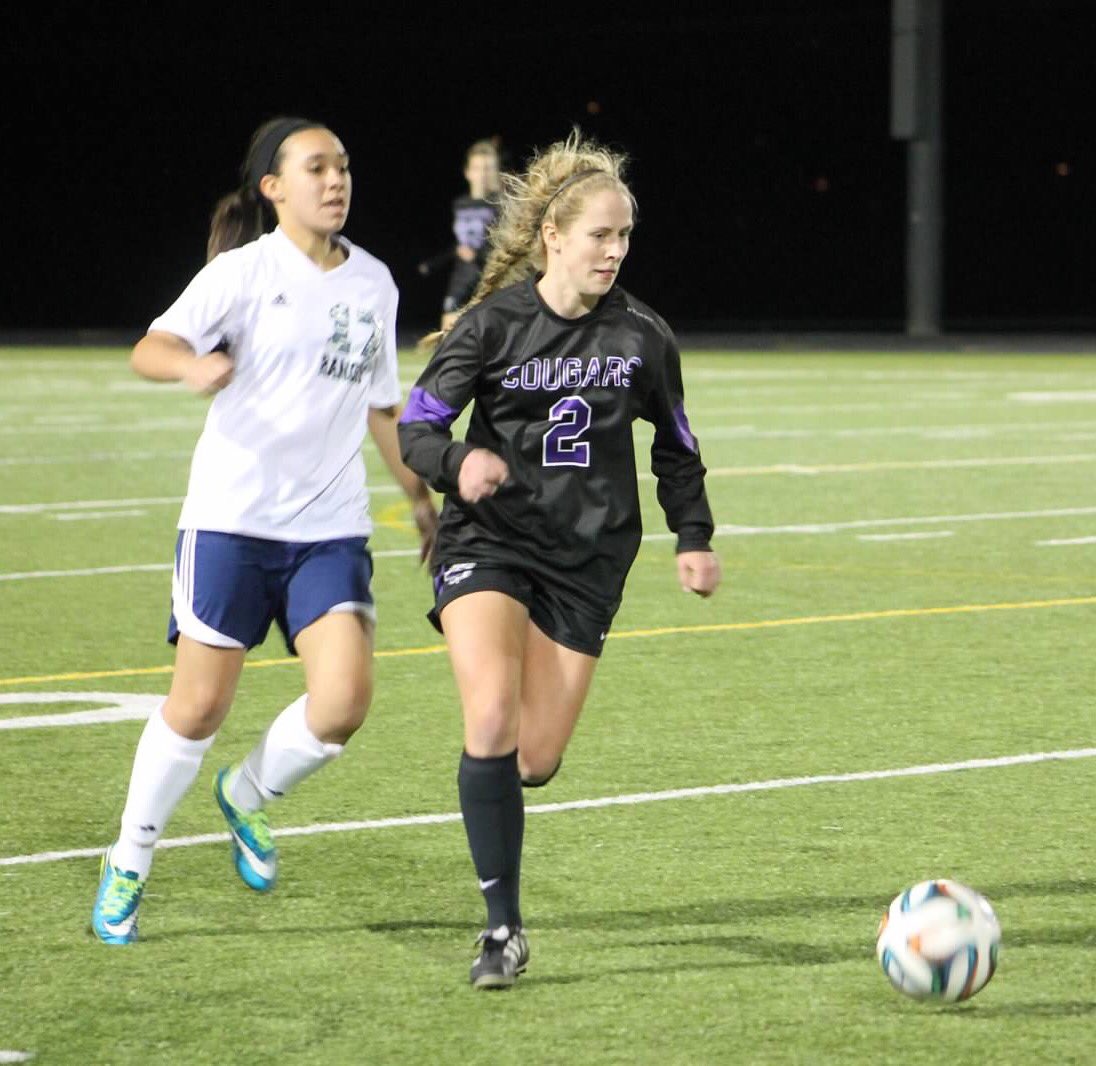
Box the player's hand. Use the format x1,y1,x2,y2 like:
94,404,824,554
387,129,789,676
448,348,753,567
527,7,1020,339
456,244,476,263
677,550,722,598
412,496,439,565
458,448,509,504
184,352,234,396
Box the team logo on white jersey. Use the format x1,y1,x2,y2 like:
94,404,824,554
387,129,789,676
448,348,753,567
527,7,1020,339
319,303,385,385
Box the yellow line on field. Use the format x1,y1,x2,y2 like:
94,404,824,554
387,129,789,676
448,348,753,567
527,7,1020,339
2,595,1094,688
612,595,1096,640
0,644,449,688
0,663,179,685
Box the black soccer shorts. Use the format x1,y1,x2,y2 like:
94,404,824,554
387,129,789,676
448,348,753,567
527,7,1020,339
427,560,617,658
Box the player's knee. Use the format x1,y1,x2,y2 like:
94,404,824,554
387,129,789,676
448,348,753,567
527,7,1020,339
464,699,520,756
313,678,372,738
519,755,563,789
165,684,233,737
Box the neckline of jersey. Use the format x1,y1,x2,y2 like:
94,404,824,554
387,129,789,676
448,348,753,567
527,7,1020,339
529,276,613,326
272,226,353,277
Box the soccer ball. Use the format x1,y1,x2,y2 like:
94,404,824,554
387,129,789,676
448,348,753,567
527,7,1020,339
876,879,1001,1002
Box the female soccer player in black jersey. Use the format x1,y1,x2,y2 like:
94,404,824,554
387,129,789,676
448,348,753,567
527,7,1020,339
399,132,721,989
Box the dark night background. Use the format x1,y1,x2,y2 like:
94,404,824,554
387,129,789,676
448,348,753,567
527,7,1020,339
3,2,1093,337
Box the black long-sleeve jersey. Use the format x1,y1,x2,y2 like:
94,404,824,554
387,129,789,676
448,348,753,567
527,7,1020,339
399,278,714,609
443,195,499,312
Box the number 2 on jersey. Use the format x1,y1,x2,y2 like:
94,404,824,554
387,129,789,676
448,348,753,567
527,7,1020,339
543,397,592,467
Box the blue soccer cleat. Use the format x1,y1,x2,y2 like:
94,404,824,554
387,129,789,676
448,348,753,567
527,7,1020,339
91,847,145,945
213,766,277,892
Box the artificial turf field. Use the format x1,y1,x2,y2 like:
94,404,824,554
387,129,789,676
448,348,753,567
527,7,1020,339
0,347,1093,1064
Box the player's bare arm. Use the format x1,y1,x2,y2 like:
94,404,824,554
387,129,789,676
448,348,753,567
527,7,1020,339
368,405,439,562
131,330,234,395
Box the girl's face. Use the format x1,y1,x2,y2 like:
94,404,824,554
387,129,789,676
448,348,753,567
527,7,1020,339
262,128,351,237
543,187,633,300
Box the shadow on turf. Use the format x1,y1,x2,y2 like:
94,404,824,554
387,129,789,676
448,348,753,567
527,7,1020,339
953,1000,1096,1020
138,877,1096,958
364,876,1096,938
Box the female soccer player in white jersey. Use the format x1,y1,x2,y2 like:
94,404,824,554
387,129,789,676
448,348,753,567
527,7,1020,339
91,117,438,945
398,132,722,987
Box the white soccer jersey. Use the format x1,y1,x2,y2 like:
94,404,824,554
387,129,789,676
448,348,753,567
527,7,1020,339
149,227,402,541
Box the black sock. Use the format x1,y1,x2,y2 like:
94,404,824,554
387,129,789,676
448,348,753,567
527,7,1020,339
458,749,524,930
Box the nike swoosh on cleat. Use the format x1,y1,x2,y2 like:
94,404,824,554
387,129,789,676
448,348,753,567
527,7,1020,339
233,833,276,879
101,914,136,935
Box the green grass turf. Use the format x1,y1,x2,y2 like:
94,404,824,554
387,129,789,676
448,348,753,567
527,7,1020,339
1,348,1094,1064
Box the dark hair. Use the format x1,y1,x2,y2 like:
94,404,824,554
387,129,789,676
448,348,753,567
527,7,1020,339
206,116,323,262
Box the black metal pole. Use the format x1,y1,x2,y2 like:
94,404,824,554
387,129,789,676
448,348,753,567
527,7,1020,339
892,0,943,337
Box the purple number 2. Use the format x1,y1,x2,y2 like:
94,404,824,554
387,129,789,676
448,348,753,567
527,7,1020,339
543,397,592,467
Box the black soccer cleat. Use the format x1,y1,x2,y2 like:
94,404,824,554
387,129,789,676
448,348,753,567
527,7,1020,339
469,925,530,989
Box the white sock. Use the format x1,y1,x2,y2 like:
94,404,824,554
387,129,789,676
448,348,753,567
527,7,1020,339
229,695,343,813
111,705,216,879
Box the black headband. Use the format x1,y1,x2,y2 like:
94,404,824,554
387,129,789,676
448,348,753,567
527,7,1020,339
244,118,317,194
540,169,605,222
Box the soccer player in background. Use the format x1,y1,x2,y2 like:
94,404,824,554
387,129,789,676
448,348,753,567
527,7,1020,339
398,131,722,988
439,139,501,330
91,116,438,944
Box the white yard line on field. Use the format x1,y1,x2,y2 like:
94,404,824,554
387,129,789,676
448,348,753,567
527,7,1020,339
0,485,401,515
32,413,105,424
0,358,124,370
0,547,423,583
1010,391,1096,403
54,510,147,521
644,504,1096,539
690,419,1096,440
1,453,1088,518
687,388,991,407
0,495,183,514
0,564,171,582
682,367,1096,383
0,419,206,436
0,450,192,468
0,692,162,730
692,399,984,415
718,505,1096,535
640,453,1096,480
2,746,1093,868
3,504,1096,583
0,1052,35,1063
857,532,954,542
688,390,1096,414
1036,536,1096,547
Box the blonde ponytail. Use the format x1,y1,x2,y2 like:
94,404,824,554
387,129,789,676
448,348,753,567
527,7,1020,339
420,129,634,350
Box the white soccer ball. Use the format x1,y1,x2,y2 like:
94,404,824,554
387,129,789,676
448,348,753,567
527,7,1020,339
876,879,1001,1002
